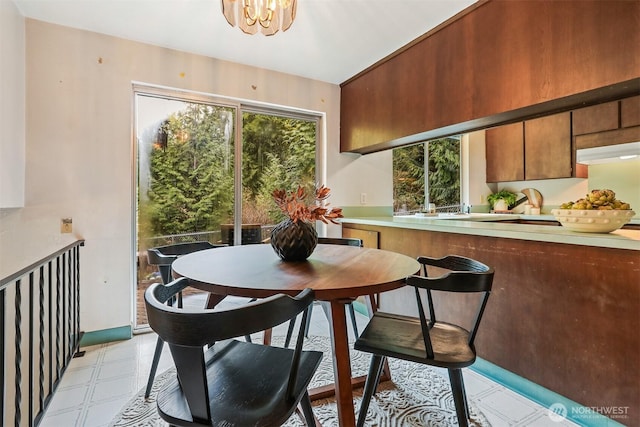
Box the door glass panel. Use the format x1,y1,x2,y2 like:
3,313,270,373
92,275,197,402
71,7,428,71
241,112,317,236
135,94,235,328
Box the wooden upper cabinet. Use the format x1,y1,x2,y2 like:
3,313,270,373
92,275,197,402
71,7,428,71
340,1,639,154
621,95,640,128
572,101,619,135
525,113,573,180
573,95,640,135
486,112,575,182
574,95,640,150
485,123,524,182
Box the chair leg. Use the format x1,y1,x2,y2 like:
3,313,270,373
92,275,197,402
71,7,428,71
460,370,470,418
144,336,165,398
284,316,297,348
347,303,359,337
357,354,385,427
177,291,183,308
448,368,469,427
303,302,314,337
299,391,316,426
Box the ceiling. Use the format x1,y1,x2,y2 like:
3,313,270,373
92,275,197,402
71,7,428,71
12,0,477,84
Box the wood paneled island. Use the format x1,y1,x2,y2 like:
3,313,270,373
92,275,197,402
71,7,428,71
342,216,639,425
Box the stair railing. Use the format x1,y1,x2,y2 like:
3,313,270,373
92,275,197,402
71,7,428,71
0,239,85,426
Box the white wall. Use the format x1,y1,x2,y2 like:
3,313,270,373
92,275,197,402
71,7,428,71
589,160,640,211
0,0,25,208
0,18,391,333
465,131,492,209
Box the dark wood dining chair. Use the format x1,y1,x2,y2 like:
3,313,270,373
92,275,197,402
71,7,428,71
354,255,494,427
145,278,322,426
284,237,363,347
144,241,224,398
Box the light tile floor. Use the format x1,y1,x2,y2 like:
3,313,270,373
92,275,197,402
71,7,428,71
41,296,578,427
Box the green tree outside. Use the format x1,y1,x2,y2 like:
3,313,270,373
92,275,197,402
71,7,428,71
141,103,235,237
393,137,461,212
139,105,317,238
241,113,317,224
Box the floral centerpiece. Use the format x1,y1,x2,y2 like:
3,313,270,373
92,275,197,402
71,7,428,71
270,185,343,261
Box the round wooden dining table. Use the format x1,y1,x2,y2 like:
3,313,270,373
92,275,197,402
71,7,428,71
171,243,420,427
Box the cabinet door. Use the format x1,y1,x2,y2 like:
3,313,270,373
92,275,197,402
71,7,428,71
621,95,640,128
525,112,572,180
572,101,619,135
485,123,524,182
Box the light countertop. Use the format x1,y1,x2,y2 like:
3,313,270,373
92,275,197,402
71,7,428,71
341,214,640,251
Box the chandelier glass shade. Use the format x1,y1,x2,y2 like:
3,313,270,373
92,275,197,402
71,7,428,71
221,0,297,36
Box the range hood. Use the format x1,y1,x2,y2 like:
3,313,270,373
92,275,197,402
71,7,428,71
576,141,640,165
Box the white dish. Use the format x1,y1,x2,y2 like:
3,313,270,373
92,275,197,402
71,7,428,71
551,209,635,233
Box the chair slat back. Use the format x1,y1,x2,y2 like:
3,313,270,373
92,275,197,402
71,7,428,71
146,280,315,347
147,241,218,265
147,242,221,285
408,255,494,357
416,255,494,292
318,237,363,247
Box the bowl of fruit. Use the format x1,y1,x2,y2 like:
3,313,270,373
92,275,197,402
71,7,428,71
552,189,635,233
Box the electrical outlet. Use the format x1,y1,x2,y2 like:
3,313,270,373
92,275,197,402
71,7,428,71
61,218,72,233
360,193,367,205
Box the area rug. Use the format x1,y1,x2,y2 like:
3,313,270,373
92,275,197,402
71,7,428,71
110,335,490,426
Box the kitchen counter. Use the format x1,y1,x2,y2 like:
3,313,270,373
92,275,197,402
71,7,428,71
341,214,640,251
340,214,640,423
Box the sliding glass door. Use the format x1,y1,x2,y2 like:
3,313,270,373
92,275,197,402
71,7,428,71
133,88,317,328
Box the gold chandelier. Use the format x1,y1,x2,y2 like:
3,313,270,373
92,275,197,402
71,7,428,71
221,0,297,36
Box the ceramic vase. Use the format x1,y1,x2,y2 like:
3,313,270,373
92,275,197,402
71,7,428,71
493,199,509,211
270,218,318,261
